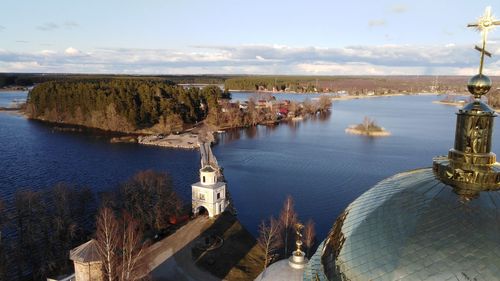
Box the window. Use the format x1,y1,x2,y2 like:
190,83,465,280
202,176,205,183
217,193,220,199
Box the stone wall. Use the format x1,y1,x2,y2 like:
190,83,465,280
74,261,103,281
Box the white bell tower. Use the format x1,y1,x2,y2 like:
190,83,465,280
192,165,227,217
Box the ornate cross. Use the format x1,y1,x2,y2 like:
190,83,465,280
467,6,500,74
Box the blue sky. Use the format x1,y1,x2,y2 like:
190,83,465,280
0,0,499,75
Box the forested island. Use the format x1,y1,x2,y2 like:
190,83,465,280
25,78,332,139
26,79,231,133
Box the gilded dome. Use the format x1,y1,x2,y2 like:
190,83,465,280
305,168,500,280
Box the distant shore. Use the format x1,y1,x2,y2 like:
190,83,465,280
232,90,443,101
0,87,29,92
2,91,448,149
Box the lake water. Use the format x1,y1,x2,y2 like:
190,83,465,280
1,91,496,240
0,91,27,107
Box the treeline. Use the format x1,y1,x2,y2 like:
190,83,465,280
27,80,230,133
0,170,184,281
0,74,228,88
224,76,480,94
225,76,325,92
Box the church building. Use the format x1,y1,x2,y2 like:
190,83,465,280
191,164,227,217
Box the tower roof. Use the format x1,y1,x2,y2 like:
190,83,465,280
69,239,101,263
200,165,216,173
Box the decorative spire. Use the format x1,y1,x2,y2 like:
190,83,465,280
433,7,500,196
467,6,500,76
295,223,304,253
288,223,308,269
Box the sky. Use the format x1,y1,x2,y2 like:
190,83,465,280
0,0,499,75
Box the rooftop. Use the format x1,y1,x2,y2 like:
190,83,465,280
200,165,216,173
69,239,101,263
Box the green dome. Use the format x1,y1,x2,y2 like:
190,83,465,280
305,168,500,280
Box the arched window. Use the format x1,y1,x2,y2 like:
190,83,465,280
203,176,205,183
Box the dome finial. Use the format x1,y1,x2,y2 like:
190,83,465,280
433,7,500,194
288,222,308,269
466,6,499,99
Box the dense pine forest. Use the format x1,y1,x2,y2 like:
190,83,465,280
26,79,229,133
0,73,227,88
223,75,480,94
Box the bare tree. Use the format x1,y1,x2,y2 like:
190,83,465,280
304,219,316,258
96,207,119,281
317,95,332,111
362,116,372,131
257,216,282,270
119,212,145,281
247,98,259,126
14,190,47,280
279,195,298,257
119,170,183,234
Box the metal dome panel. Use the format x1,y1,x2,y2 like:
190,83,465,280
306,168,500,281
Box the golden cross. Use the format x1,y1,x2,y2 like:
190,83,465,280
467,6,500,74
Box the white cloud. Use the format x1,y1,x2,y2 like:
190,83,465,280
41,50,57,56
391,4,407,14
65,47,81,56
368,19,386,27
0,43,498,75
3,61,42,70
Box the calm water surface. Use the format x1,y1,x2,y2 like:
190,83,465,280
0,91,27,107
1,92,496,239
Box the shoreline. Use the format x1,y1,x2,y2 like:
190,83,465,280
138,133,201,149
230,90,459,97
3,93,474,149
0,87,29,92
432,100,466,107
